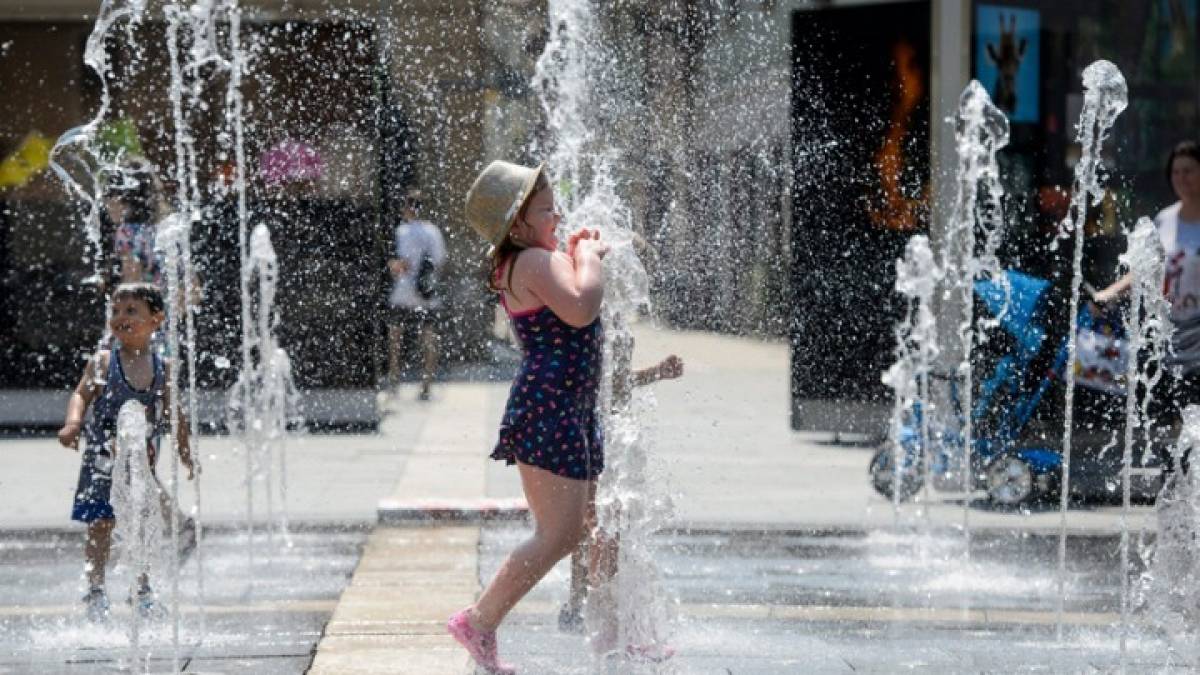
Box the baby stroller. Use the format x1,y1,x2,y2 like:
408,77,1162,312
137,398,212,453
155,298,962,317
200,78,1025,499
869,269,1168,506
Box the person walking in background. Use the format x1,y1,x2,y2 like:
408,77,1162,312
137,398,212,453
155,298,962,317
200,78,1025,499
56,283,196,622
1094,140,1200,432
448,160,609,673
387,189,447,401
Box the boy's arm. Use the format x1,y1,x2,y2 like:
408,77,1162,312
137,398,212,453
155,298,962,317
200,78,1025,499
162,361,196,479
58,352,104,449
632,355,684,388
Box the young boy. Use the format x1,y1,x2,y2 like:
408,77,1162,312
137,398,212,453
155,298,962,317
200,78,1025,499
57,283,195,621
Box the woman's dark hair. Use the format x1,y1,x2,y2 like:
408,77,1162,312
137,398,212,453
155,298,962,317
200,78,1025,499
112,282,165,314
488,171,550,295
1166,140,1200,192
104,157,162,224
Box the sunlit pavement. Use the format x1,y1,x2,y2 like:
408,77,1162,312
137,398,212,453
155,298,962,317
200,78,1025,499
0,322,1172,672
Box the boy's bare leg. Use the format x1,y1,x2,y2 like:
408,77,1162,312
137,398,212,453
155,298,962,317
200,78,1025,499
568,544,588,608
588,530,619,587
582,481,620,649
586,526,620,652
557,542,590,632
85,519,115,589
585,481,618,587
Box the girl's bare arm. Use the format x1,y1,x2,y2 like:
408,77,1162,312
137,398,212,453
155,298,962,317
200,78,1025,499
518,248,606,328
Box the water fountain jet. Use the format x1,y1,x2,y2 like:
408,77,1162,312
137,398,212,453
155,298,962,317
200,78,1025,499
1054,59,1128,639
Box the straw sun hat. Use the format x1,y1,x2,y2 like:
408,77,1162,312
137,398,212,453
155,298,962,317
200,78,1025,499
464,160,545,255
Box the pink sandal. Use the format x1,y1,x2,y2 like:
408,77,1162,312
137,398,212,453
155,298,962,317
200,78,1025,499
625,642,676,662
447,608,516,675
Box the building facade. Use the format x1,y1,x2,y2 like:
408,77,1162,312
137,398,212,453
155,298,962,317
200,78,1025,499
0,1,1193,431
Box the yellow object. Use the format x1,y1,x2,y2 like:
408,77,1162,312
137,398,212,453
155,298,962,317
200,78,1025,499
0,132,52,188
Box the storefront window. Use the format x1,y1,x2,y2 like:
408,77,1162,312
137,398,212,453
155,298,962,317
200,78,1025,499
973,1,1199,286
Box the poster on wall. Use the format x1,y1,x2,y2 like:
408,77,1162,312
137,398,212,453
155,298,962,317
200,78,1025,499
975,5,1040,123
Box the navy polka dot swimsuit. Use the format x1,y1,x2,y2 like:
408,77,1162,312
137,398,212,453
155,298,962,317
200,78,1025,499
493,294,604,480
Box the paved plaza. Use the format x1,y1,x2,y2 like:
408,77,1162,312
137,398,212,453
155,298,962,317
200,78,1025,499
0,323,1181,673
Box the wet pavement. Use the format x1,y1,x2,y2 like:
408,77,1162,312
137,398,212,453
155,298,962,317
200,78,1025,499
0,519,1189,673
480,523,1192,674
0,526,365,673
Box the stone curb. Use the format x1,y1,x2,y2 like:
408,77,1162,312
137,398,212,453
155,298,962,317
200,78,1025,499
376,498,530,525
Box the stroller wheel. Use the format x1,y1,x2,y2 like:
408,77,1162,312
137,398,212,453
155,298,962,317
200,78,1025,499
986,453,1037,506
869,444,924,502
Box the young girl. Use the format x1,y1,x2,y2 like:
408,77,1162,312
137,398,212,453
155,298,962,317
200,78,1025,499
103,157,167,290
451,160,609,673
57,283,195,622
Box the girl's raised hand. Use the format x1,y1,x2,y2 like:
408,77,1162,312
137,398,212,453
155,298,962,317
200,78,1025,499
574,231,609,259
566,229,590,259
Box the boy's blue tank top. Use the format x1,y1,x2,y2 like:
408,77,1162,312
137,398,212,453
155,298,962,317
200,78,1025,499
84,344,166,453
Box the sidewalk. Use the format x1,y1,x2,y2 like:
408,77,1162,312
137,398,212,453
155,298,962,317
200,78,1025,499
0,321,1150,533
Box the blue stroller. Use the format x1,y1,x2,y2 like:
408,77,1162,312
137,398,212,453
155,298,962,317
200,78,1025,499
869,269,1168,506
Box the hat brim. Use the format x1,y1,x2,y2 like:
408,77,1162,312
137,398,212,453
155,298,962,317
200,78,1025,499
487,162,545,258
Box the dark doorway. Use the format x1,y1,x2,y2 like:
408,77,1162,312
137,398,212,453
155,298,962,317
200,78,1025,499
790,1,931,433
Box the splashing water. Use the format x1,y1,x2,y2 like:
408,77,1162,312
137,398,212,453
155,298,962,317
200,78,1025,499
47,1,149,271
1118,217,1173,664
1054,60,1128,639
1139,404,1200,664
227,223,302,570
154,210,199,669
109,399,163,670
942,80,1010,523
533,0,672,665
48,3,215,670
881,235,941,519
875,80,1009,578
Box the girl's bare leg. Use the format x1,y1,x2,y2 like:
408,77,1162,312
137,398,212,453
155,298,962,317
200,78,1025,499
85,519,115,588
471,462,590,631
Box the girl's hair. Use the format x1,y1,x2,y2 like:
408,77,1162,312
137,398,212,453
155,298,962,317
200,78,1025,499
112,282,166,315
488,171,551,294
104,157,164,224
1166,140,1200,192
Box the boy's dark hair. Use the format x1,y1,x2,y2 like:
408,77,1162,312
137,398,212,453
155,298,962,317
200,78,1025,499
112,282,165,314
1166,140,1200,192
